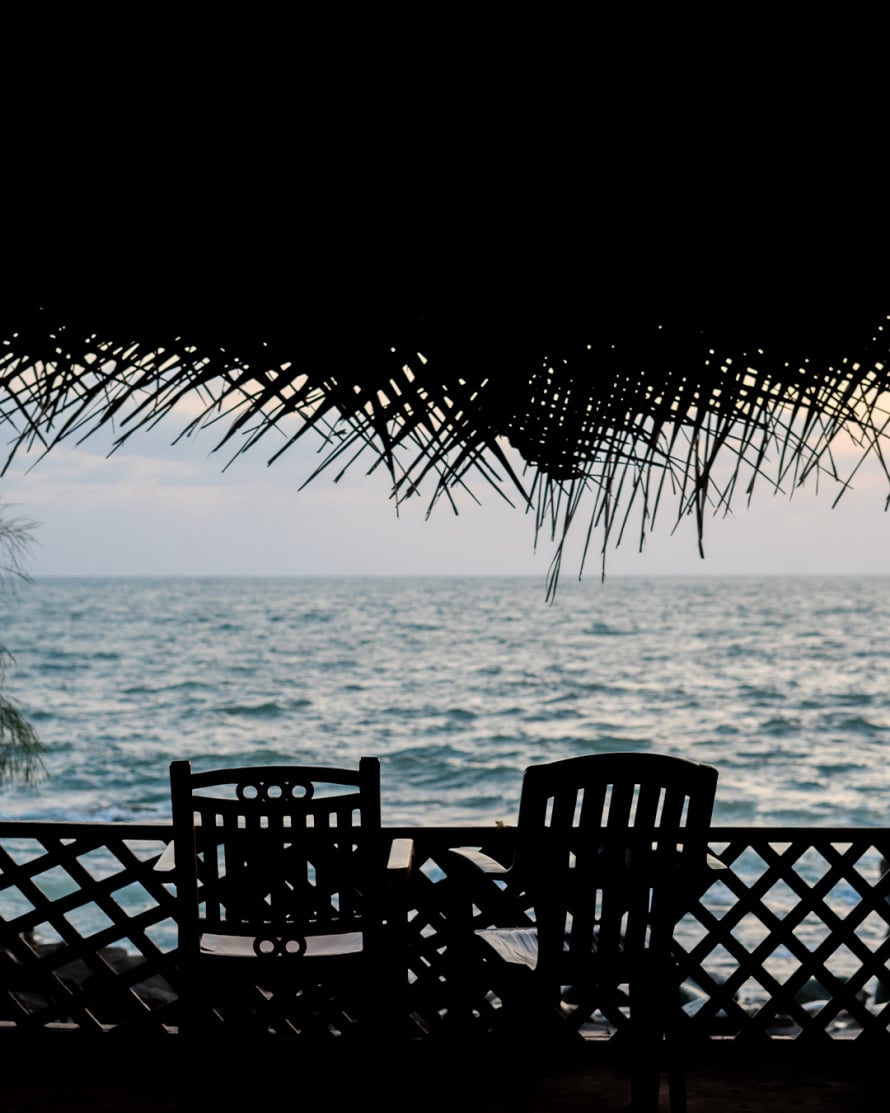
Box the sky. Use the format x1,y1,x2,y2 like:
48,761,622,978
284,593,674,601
2,412,890,581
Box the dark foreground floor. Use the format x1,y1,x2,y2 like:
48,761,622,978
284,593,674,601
1,1038,886,1112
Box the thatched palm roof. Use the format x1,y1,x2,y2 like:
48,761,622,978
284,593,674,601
2,181,888,593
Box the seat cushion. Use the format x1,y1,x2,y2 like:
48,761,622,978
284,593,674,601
477,927,539,969
476,925,633,972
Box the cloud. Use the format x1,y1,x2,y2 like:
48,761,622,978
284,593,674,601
2,420,890,579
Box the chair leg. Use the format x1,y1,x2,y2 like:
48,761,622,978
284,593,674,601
667,1065,687,1113
489,973,544,1113
665,1010,688,1113
630,1063,661,1113
628,975,663,1113
502,1056,537,1113
665,973,690,1113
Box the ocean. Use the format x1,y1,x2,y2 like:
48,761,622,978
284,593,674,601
2,574,889,829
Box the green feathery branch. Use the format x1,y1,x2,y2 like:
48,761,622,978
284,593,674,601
0,504,46,786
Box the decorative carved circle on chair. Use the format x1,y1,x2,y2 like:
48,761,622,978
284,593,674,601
253,933,308,958
236,779,314,803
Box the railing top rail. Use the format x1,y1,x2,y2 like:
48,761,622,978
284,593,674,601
2,820,890,841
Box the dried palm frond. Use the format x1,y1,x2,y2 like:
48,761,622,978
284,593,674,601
1,280,889,596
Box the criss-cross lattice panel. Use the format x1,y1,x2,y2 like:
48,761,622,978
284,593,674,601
675,828,890,1042
0,821,178,1034
405,826,890,1046
5,821,890,1046
388,826,520,1039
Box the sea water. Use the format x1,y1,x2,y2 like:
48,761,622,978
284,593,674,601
2,574,890,828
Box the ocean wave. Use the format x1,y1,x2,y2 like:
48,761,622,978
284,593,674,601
816,713,889,735
215,698,312,717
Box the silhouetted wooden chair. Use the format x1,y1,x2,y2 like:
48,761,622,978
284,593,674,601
159,756,413,1051
451,752,721,1113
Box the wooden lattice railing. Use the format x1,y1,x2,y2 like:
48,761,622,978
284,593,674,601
1,821,889,1045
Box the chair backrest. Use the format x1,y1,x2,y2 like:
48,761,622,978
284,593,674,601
170,757,382,958
511,752,718,974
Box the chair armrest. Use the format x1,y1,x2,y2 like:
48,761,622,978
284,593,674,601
387,837,414,877
697,849,729,888
154,842,176,872
675,849,728,902
449,846,510,878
